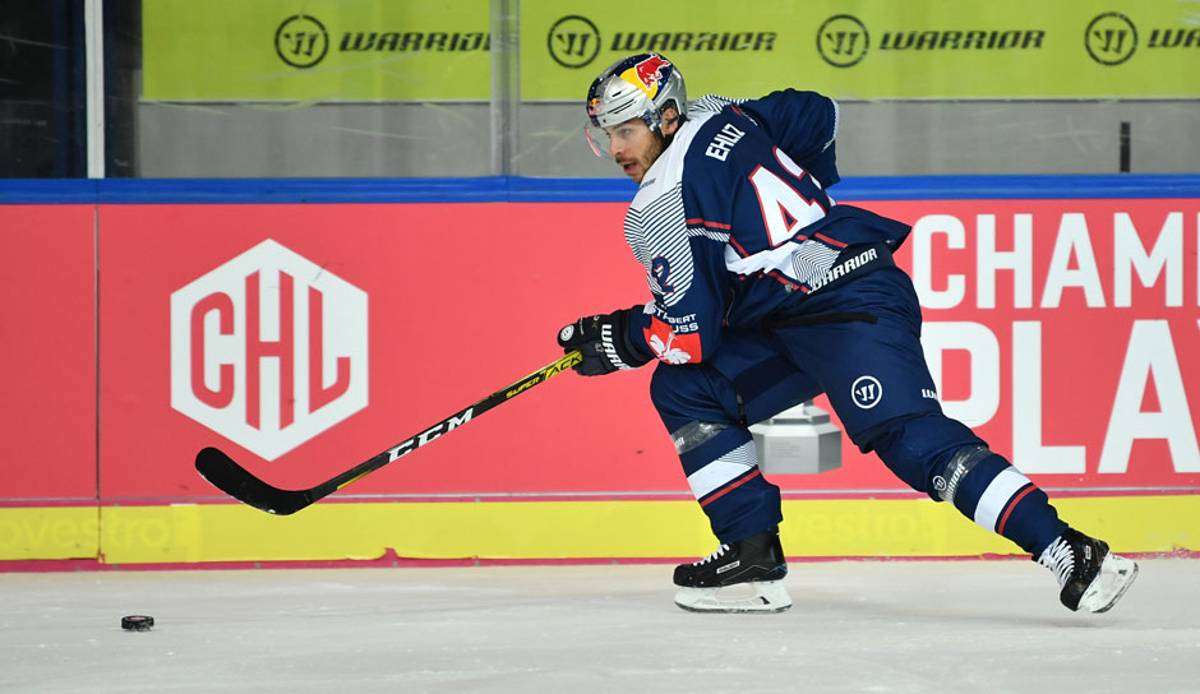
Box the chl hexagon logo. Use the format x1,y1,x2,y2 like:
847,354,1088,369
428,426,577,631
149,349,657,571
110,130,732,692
171,239,368,461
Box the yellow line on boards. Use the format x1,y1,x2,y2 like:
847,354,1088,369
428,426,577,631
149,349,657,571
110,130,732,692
0,496,1195,564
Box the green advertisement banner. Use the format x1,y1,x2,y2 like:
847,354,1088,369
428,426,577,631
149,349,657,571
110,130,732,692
523,1,1200,101
143,0,491,101
144,1,1199,102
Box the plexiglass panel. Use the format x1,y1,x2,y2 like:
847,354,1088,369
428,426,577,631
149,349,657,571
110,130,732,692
88,0,1200,179
0,0,87,178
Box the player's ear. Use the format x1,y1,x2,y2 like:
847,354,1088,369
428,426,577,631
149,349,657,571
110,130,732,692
660,105,681,136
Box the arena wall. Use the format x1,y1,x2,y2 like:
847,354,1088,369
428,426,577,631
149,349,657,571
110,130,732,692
2,176,1198,567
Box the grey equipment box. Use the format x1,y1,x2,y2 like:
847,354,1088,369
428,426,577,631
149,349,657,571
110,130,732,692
750,402,842,474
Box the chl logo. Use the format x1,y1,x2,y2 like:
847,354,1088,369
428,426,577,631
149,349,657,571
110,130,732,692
171,239,368,461
276,14,330,68
1085,12,1137,66
817,15,869,68
851,375,883,409
548,15,601,68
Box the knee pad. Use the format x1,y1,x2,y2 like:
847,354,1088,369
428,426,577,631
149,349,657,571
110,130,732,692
670,420,729,454
931,445,993,504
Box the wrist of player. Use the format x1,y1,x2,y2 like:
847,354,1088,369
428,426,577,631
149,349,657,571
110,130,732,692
557,306,653,376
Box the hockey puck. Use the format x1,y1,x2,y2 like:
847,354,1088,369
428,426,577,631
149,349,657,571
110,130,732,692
121,615,154,631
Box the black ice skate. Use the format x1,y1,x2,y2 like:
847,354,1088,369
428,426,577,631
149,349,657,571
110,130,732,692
1037,527,1138,613
673,530,791,613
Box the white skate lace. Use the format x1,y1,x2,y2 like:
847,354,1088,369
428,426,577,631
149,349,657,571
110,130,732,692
1037,536,1074,588
694,544,730,566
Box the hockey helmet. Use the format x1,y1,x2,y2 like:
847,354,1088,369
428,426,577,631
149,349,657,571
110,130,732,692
584,53,687,156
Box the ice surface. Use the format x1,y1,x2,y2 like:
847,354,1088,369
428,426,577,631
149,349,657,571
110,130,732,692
0,559,1196,693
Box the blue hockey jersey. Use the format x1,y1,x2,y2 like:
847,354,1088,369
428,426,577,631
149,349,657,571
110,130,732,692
624,90,911,365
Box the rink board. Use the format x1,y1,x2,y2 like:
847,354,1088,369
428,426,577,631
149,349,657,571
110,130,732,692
1,176,1198,565
1,494,1197,565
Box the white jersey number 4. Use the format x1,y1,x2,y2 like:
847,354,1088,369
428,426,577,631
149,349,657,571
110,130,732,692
748,148,827,248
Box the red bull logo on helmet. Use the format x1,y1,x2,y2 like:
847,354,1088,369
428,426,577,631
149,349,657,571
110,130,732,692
620,54,672,99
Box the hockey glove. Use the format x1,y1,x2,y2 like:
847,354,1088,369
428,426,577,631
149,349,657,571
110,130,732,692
557,307,653,376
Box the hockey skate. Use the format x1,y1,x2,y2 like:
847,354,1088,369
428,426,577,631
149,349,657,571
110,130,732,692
673,530,792,613
1037,527,1138,613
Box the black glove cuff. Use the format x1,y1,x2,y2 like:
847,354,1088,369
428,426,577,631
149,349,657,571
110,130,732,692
613,308,653,368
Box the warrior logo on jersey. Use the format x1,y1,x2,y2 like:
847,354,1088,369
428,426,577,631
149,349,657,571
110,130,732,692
651,256,676,293
851,375,883,409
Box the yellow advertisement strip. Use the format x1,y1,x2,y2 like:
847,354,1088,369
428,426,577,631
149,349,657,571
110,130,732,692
0,507,100,560
143,0,490,101
2,497,1195,564
524,1,1200,100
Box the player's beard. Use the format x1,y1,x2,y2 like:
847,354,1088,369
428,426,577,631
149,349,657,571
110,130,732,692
621,131,669,184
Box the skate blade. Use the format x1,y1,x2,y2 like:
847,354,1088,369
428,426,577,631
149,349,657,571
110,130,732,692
674,580,792,614
1079,553,1139,613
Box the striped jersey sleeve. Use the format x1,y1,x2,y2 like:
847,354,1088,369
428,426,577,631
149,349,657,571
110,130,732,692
623,184,729,364
625,182,692,307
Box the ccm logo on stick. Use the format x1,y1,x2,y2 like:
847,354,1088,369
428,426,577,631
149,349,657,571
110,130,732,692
386,410,475,462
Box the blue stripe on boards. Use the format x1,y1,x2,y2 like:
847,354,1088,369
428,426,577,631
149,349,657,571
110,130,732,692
2,174,1199,205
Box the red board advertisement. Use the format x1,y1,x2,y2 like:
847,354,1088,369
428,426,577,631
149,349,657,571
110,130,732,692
93,197,1200,505
0,206,97,501
98,202,676,502
888,199,1200,493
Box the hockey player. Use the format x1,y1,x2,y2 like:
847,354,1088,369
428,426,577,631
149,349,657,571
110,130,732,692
556,53,1139,614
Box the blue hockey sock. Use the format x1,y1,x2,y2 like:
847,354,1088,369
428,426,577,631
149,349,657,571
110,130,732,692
679,427,782,544
940,449,1067,556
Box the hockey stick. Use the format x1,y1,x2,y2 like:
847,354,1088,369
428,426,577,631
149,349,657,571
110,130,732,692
194,350,583,515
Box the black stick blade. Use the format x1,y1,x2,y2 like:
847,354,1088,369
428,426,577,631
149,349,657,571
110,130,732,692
195,447,313,515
